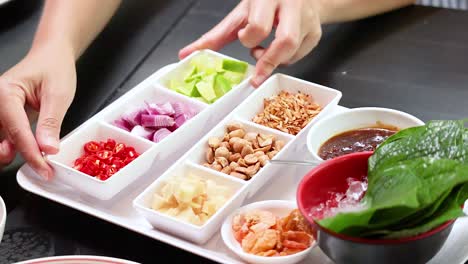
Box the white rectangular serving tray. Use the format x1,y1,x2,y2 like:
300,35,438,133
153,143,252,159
16,64,468,264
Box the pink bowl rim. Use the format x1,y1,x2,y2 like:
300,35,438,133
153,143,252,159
297,151,456,245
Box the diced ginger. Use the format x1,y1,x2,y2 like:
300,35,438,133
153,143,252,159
202,200,218,216
151,173,233,226
151,194,167,210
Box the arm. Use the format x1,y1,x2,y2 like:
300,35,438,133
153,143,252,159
180,0,415,87
32,0,122,59
319,0,416,24
0,0,121,179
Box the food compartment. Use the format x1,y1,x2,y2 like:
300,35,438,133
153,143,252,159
102,84,207,144
234,73,342,137
133,162,246,244
188,119,294,198
156,49,254,107
48,122,155,200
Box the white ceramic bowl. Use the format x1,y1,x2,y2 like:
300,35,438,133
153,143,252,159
0,196,6,244
221,200,315,264
307,107,425,162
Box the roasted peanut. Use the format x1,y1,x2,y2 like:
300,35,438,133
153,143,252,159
254,145,271,153
244,154,258,165
215,157,229,168
221,166,232,175
252,139,260,149
233,140,249,153
215,147,230,159
274,140,286,151
244,132,258,142
227,122,243,132
254,151,265,157
230,171,247,180
220,141,231,151
211,164,223,171
229,153,242,162
229,129,246,139
223,132,230,142
208,137,221,148
246,163,260,177
258,155,270,167
230,161,239,169
267,150,279,159
237,158,247,167
206,148,214,163
235,166,249,175
258,135,273,147
229,137,242,146
241,145,254,157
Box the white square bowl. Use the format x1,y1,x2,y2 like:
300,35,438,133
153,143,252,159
234,73,342,157
187,119,295,199
133,162,247,244
47,122,155,200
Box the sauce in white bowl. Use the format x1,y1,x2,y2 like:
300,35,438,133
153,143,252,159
307,107,425,162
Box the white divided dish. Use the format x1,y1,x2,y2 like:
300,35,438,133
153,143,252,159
221,200,315,264
0,196,5,244
306,107,425,162
45,50,254,200
15,50,468,264
133,73,342,244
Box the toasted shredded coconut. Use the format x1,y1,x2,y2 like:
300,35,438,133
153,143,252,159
253,91,322,135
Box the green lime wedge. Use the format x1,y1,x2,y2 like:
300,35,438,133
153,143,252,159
222,59,248,73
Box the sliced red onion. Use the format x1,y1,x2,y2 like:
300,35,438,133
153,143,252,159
175,114,190,128
167,125,178,132
153,128,172,143
122,109,144,127
171,102,186,117
113,119,131,131
131,125,155,140
145,102,175,116
141,114,175,128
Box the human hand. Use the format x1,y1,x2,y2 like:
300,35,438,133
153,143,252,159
179,0,323,87
0,42,77,179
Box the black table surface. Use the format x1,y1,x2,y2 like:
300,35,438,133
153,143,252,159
1,0,468,263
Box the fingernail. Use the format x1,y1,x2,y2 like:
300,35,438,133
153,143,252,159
179,48,190,59
252,74,267,88
44,136,59,150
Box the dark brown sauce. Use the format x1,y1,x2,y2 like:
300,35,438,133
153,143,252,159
318,126,397,160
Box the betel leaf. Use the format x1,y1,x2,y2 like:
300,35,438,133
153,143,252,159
383,183,468,239
318,120,468,238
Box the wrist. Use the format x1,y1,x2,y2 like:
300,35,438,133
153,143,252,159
29,37,77,61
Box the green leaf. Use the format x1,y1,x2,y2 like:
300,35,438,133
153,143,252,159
318,120,468,238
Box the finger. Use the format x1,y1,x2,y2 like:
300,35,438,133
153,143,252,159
286,30,321,65
251,46,266,61
0,81,52,179
238,0,277,49
36,86,73,155
286,14,322,65
0,140,15,165
251,2,302,87
179,1,248,59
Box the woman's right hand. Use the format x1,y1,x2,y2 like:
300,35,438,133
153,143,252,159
0,41,77,180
